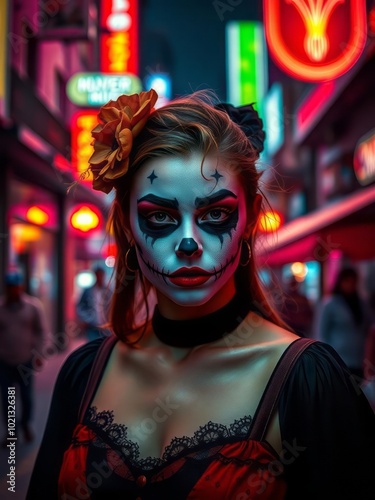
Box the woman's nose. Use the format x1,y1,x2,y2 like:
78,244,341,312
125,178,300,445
175,238,202,257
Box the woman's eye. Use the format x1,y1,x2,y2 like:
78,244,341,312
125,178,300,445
201,209,230,223
147,212,176,224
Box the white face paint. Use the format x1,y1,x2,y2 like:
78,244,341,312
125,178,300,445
129,152,248,306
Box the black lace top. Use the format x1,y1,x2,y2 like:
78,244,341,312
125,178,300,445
27,338,375,499
84,406,254,472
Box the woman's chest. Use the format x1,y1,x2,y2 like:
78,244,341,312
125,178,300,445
91,345,283,459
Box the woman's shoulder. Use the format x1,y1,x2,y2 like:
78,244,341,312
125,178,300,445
291,339,347,372
282,339,367,402
57,338,106,385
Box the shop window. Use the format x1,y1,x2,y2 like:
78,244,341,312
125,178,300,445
7,179,59,335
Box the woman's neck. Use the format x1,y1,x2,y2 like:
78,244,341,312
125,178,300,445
155,279,236,320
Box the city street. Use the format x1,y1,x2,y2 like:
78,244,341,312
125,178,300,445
1,0,375,497
0,337,86,500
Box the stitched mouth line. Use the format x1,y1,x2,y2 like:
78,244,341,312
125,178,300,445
138,250,239,284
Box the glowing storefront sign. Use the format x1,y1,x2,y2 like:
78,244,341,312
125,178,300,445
226,21,267,107
101,0,138,74
354,129,375,186
67,72,142,106
263,0,367,81
11,224,42,253
71,111,98,182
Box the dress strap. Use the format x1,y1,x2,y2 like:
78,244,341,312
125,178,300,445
249,337,316,441
78,335,118,422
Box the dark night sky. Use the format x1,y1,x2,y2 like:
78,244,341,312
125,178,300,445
139,0,265,100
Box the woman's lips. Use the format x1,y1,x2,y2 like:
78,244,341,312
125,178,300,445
168,267,212,287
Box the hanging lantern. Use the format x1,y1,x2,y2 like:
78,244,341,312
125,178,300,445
70,205,100,233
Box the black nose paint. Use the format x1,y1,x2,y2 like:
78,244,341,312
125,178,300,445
178,238,199,256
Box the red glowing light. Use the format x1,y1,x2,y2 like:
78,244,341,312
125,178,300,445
71,110,98,183
100,0,138,75
296,80,336,135
263,0,367,81
104,242,118,258
369,6,375,36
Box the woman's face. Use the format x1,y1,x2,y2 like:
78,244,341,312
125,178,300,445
129,152,251,306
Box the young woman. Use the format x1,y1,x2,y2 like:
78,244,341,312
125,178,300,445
27,90,375,499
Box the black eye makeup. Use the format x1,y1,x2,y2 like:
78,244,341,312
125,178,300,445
195,190,239,244
137,196,180,245
146,211,177,225
197,205,239,245
136,191,239,246
199,206,234,223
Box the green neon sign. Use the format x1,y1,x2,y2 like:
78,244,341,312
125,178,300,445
67,73,142,106
226,21,267,109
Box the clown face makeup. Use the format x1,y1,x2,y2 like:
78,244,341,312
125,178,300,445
129,152,249,307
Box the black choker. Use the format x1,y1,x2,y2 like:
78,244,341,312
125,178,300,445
152,295,251,348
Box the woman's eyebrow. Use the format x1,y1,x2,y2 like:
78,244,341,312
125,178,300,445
137,194,179,209
195,189,238,209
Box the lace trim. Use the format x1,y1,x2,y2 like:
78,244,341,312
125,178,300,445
82,406,253,471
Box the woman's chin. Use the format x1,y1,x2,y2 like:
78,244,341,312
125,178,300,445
161,288,216,308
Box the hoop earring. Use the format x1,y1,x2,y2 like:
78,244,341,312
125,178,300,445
125,246,139,272
240,240,252,267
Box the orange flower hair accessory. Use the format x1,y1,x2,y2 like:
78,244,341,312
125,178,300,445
87,89,158,194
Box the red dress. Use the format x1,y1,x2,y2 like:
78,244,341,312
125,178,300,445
57,337,314,499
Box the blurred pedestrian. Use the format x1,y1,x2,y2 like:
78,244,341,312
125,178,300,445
317,267,370,379
76,266,111,341
280,276,314,337
0,270,48,444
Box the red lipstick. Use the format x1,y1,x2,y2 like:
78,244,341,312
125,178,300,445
168,267,212,287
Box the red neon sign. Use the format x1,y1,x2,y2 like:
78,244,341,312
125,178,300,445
71,110,98,182
296,80,335,137
100,0,138,74
263,0,367,81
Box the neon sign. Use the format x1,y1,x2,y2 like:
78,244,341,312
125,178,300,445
263,83,284,156
100,0,138,74
263,0,367,81
71,111,98,182
67,72,142,106
354,129,375,186
226,21,267,107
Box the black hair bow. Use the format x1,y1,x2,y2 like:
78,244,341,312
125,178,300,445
215,102,265,154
